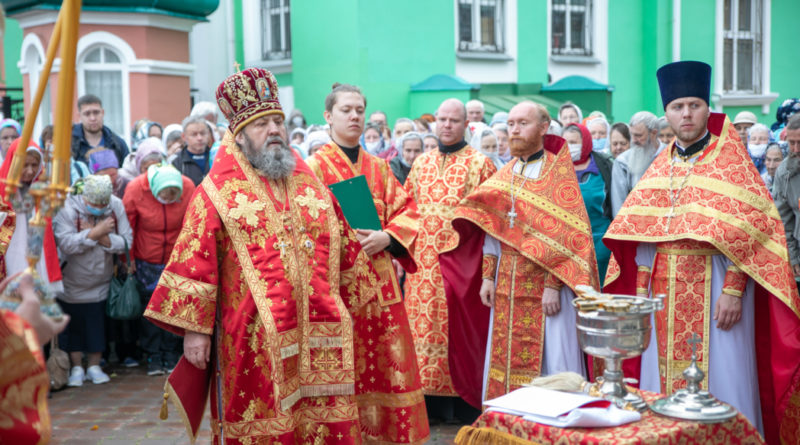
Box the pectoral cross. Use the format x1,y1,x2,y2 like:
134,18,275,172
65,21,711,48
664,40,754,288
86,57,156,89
274,240,289,256
507,208,517,228
687,333,701,360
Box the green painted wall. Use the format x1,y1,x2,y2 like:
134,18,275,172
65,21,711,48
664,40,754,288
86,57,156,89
232,0,244,69
290,0,455,126
235,0,798,129
516,0,547,84
3,17,22,88
409,90,470,118
767,0,795,127
607,0,646,123
607,0,675,123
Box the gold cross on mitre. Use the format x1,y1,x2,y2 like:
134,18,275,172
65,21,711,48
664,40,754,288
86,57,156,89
233,61,241,72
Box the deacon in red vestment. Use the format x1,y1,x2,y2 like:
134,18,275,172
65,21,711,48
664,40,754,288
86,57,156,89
603,61,800,444
306,83,428,444
440,101,598,405
145,69,425,444
403,99,496,417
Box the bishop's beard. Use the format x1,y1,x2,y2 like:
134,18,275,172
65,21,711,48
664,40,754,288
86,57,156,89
240,133,297,180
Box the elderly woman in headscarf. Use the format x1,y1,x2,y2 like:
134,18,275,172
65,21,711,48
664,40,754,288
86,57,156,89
289,127,308,159
0,119,21,161
161,123,183,164
469,125,504,170
123,162,193,375
586,116,611,153
53,174,132,386
558,102,583,126
0,139,63,289
562,123,613,282
305,129,332,157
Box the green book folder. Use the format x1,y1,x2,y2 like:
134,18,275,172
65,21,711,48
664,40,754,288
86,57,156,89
328,175,382,231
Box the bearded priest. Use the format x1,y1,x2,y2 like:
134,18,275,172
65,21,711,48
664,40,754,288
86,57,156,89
144,68,426,444
603,60,800,444
440,101,599,404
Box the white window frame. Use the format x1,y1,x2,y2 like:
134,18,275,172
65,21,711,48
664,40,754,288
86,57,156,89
550,0,593,57
76,32,132,144
722,0,762,94
457,0,506,54
19,33,51,138
261,0,291,61
713,0,777,113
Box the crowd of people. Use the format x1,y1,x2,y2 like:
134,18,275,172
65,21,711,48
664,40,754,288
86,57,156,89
3,60,800,444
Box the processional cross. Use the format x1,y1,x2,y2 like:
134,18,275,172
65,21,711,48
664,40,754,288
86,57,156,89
687,333,701,361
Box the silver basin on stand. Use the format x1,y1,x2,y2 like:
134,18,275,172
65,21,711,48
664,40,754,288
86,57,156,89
572,291,664,411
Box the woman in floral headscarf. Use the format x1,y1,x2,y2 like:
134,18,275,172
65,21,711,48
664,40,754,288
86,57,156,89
53,174,132,387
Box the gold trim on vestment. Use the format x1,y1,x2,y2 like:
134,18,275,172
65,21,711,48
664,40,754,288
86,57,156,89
355,389,425,408
158,270,218,300
505,256,518,396
455,212,593,289
608,231,792,312
656,247,721,256
483,175,591,233
201,176,286,389
212,397,359,438
661,251,712,393
230,147,356,401
619,204,786,259
635,175,780,220
143,308,213,336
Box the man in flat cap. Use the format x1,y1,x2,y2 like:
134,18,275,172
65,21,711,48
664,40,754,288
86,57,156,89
603,61,800,442
145,68,428,444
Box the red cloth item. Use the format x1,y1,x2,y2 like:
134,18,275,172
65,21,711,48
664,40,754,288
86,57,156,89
122,173,195,265
0,138,61,283
439,222,490,408
566,123,593,166
163,357,211,443
459,391,764,444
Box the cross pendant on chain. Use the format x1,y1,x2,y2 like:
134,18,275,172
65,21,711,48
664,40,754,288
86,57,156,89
507,209,517,228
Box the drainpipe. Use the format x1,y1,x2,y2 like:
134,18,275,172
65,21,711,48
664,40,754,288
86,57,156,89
672,0,681,61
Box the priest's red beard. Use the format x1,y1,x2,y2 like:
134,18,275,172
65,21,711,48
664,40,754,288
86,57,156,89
508,137,539,159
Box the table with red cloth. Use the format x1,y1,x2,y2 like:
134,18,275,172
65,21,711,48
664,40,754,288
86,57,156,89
455,390,764,445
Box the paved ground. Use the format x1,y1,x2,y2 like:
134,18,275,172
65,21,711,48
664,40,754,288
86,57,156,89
49,364,463,444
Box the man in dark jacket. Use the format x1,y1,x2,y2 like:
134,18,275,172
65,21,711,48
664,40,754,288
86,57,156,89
71,94,129,166
773,114,800,281
171,115,212,186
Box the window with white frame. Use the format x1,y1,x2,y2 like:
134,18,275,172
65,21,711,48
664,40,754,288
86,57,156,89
458,0,505,53
23,45,51,138
722,0,763,94
79,46,125,139
551,0,593,57
261,0,291,61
